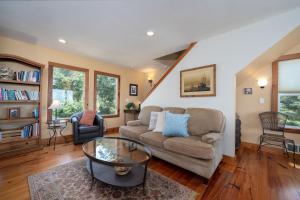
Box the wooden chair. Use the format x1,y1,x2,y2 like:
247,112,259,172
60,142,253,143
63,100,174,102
257,111,289,155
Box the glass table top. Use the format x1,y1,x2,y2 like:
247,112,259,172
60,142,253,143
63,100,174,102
82,137,151,166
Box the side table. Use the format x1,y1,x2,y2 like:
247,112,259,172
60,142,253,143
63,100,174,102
124,109,140,125
285,138,296,167
46,120,68,150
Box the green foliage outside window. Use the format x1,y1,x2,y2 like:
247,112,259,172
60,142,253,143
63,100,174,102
280,95,300,127
96,74,117,115
53,68,84,118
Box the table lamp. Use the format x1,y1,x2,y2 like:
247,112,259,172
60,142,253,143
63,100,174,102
48,100,62,121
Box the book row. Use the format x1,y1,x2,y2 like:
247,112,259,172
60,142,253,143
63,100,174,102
0,87,39,101
21,123,39,138
14,70,40,83
0,123,39,141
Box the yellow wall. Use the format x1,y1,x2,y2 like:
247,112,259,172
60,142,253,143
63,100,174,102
236,42,300,144
143,68,167,95
0,35,145,138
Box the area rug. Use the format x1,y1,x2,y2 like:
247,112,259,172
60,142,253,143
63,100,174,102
28,159,197,200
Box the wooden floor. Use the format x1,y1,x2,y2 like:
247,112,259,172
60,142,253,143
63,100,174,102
0,141,299,200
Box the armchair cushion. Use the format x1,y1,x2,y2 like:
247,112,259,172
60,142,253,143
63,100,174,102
80,110,96,126
79,125,100,134
127,120,143,126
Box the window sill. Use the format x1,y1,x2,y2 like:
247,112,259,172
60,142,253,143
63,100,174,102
47,118,71,123
102,114,120,119
285,128,300,134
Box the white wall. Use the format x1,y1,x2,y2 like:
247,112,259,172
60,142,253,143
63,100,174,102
142,8,300,157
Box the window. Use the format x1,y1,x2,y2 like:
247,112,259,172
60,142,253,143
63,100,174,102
272,53,300,132
94,71,120,117
48,62,88,120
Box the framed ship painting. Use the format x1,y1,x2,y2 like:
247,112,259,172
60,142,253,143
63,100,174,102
180,64,216,97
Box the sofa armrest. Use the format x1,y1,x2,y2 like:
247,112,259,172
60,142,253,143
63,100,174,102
202,133,221,144
127,120,143,126
70,116,80,137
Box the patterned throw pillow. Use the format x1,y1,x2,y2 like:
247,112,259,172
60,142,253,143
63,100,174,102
148,112,159,130
162,112,190,137
80,110,96,126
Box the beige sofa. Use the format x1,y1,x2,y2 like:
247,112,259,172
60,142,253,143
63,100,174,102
119,106,225,181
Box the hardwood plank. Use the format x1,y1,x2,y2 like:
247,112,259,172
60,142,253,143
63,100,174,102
0,141,299,200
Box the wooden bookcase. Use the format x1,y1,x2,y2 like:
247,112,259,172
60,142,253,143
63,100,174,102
0,54,44,158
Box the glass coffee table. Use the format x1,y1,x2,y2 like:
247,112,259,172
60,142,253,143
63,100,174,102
82,137,152,190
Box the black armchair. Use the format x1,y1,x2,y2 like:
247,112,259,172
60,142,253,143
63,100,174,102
70,112,104,144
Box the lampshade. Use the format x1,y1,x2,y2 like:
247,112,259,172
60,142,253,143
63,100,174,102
48,100,62,109
258,79,268,88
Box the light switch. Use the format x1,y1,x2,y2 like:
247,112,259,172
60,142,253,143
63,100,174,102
259,98,265,104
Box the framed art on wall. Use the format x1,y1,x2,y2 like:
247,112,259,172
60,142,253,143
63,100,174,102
244,88,253,95
8,107,20,119
129,84,138,96
180,64,216,97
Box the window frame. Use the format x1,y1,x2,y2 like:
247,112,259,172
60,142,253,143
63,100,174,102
94,70,120,118
272,53,300,134
47,62,89,122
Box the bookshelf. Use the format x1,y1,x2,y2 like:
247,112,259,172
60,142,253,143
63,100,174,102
0,54,44,158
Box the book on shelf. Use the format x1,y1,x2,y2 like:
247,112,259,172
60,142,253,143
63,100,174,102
13,70,40,83
21,123,39,138
33,106,39,119
0,87,39,101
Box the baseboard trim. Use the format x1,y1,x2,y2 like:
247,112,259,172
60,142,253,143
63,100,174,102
41,127,119,145
105,127,119,134
41,134,73,145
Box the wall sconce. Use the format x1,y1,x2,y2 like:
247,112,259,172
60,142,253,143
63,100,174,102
258,79,268,89
148,79,153,87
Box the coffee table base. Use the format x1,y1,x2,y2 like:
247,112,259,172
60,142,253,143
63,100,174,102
86,159,148,188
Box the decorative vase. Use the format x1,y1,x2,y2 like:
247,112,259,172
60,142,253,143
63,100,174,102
113,159,132,175
114,165,132,175
0,65,14,80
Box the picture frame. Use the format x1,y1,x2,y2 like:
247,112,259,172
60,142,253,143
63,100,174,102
244,88,253,95
8,107,20,119
129,84,138,96
180,64,216,97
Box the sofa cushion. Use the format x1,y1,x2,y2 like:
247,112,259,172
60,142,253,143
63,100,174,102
163,136,215,159
185,108,225,136
119,125,149,140
79,125,99,134
148,112,160,130
153,111,167,132
138,106,162,125
140,132,168,148
162,112,190,137
163,107,185,114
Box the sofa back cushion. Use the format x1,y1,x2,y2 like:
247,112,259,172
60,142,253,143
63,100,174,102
163,107,185,114
185,108,225,136
138,106,162,125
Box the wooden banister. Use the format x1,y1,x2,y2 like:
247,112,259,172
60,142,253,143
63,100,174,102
142,42,197,103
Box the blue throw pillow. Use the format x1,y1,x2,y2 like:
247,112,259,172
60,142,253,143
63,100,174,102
162,112,190,137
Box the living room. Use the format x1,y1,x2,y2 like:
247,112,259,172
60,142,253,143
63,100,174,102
0,1,300,200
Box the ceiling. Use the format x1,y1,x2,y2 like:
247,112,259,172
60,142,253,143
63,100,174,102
0,1,300,71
